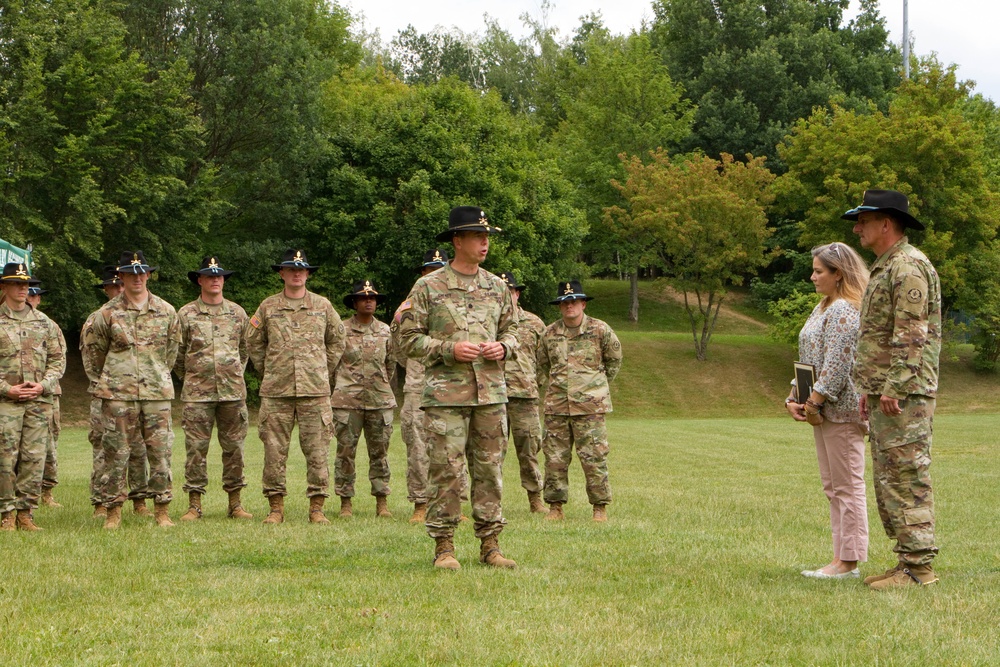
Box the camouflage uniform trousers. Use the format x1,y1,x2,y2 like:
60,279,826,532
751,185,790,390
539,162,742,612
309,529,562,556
259,395,332,498
400,392,429,503
333,408,393,498
868,394,938,566
98,400,174,507
41,396,60,489
542,414,612,506
0,401,51,512
505,397,543,493
423,404,507,539
181,400,249,495
88,398,150,506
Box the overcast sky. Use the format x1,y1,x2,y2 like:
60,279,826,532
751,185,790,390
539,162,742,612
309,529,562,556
346,0,999,103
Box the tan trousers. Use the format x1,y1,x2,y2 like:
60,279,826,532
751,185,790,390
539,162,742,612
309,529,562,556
812,420,869,562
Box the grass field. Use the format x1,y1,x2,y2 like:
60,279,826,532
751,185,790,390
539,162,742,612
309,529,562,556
2,415,998,666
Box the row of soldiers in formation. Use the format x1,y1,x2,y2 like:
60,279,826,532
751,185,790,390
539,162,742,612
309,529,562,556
0,206,622,568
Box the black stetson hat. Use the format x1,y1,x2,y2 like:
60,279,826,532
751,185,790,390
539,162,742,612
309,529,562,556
435,206,503,242
28,286,47,296
271,248,319,273
343,279,387,310
418,248,449,272
0,263,41,285
549,280,593,305
841,189,924,230
116,250,157,274
498,271,526,291
95,265,123,288
188,256,235,284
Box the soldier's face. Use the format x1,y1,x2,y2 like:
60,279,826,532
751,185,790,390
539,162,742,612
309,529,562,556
120,271,148,298
559,298,586,325
509,288,521,306
853,211,888,249
453,231,489,265
26,294,41,308
1,283,29,307
279,267,309,288
104,284,124,300
198,274,225,297
354,296,377,315
810,257,840,297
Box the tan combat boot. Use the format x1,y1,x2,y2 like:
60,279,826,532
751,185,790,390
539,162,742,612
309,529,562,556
545,502,564,521
92,505,107,520
592,504,608,522
41,488,62,508
375,495,392,518
309,496,331,524
263,495,284,524
1,511,15,531
16,510,42,531
132,498,152,517
103,505,123,530
154,502,174,527
863,563,902,586
528,491,546,514
868,564,939,590
339,497,353,518
180,492,202,521
409,502,427,524
434,536,461,570
227,490,253,519
480,535,517,569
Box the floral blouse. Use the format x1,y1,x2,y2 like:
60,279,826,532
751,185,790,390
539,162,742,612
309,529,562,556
797,299,864,424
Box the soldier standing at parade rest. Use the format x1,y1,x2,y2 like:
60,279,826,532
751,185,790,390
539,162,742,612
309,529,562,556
81,267,152,519
83,251,180,529
396,206,519,570
845,189,942,589
332,280,397,518
245,249,346,524
537,280,622,522
498,271,547,513
0,264,65,531
175,257,253,521
26,285,67,509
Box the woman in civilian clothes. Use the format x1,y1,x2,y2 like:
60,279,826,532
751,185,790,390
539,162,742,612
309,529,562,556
786,242,870,579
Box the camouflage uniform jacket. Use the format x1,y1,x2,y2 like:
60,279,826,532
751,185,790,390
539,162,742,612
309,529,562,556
83,292,180,401
503,306,546,399
36,310,65,397
245,290,346,398
80,309,101,395
854,237,942,399
537,313,622,415
391,303,426,394
175,298,249,402
0,303,66,404
330,315,397,410
395,263,519,407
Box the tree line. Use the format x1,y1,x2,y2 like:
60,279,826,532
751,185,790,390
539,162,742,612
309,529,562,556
2,0,999,366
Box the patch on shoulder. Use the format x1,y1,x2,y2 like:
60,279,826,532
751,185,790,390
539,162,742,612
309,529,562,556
612,339,621,351
906,288,923,303
394,300,412,323
249,312,262,329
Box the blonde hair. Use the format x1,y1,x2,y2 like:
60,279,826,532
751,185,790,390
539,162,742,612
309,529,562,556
811,242,869,310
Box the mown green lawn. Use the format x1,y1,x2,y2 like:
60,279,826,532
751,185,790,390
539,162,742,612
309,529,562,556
3,415,997,665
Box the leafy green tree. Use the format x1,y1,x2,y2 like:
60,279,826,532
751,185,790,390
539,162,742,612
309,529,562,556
607,151,775,359
774,58,1000,367
651,0,899,166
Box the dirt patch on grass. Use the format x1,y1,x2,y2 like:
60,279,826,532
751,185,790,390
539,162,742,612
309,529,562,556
644,284,767,331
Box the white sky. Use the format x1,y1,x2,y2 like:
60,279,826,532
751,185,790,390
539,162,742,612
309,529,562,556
346,0,999,103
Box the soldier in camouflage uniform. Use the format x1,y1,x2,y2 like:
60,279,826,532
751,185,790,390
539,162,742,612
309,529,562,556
81,267,151,519
537,280,622,523
498,271,546,513
82,251,180,530
393,248,472,525
396,206,519,569
0,264,65,532
26,286,66,509
245,249,346,525
332,280,396,518
846,190,942,589
175,257,253,521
